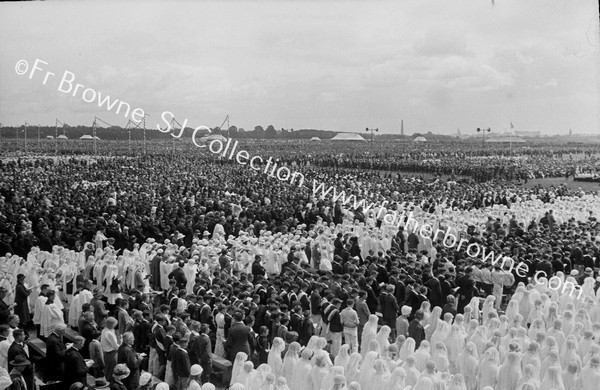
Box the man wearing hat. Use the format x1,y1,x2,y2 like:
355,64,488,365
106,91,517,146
64,336,89,389
112,364,131,390
8,355,30,390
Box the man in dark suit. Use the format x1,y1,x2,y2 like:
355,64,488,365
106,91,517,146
117,331,142,390
224,311,253,363
8,355,30,390
64,336,89,388
7,329,33,390
80,311,101,359
43,323,67,383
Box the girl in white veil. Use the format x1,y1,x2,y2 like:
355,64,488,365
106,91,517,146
540,350,561,379
580,356,600,390
334,344,350,368
281,341,300,383
432,342,450,374
374,326,391,357
231,352,249,387
456,342,478,390
291,349,313,390
309,355,329,390
425,306,443,341
515,364,540,390
560,338,581,371
561,362,579,390
360,315,379,357
506,299,520,327
268,337,286,377
344,352,362,385
414,340,432,372
273,377,290,390
447,374,467,390
384,367,406,390
236,361,258,389
358,351,378,389
399,337,416,362
497,352,522,390
368,359,391,390
540,366,565,390
430,321,452,350
477,346,499,389
411,377,434,390
401,355,420,388
321,366,344,390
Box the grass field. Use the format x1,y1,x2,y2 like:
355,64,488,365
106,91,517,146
521,177,600,193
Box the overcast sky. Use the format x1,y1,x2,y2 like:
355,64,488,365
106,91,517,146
0,0,598,135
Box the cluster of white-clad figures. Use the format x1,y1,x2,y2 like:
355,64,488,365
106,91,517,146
229,285,600,390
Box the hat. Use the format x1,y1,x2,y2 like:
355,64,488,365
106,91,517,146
17,274,25,280
401,306,412,316
113,364,131,379
585,267,593,274
10,355,31,366
94,378,110,389
138,372,152,387
570,270,579,276
190,364,204,376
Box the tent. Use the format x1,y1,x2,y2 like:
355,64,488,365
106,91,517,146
413,136,427,142
57,135,68,139
310,137,321,141
330,133,366,141
79,135,94,140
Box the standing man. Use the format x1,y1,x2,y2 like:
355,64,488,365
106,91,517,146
8,355,30,390
171,336,191,390
117,332,142,390
80,311,101,359
43,323,67,383
327,299,343,358
224,311,253,363
14,275,31,330
64,336,89,389
355,291,370,346
408,310,426,348
340,299,359,353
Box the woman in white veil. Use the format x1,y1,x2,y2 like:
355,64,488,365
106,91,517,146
497,351,522,390
477,346,499,389
360,315,379,357
540,366,565,390
268,337,286,377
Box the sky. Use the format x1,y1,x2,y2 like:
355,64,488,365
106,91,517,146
0,0,598,135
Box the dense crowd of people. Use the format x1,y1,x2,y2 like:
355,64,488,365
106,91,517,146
0,142,599,390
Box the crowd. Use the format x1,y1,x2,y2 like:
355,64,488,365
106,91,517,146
0,145,599,390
